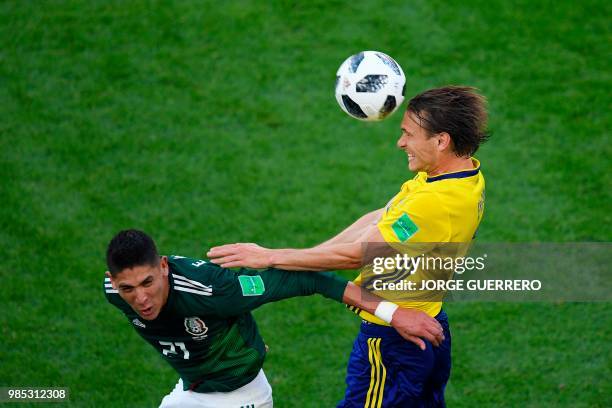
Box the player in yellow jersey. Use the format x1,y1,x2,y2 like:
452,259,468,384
208,86,489,407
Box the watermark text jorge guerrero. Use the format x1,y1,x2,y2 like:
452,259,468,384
370,253,542,293
362,243,611,301
373,278,542,291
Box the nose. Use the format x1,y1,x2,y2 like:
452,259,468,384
135,288,149,306
397,134,407,149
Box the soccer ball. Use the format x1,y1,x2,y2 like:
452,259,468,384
335,51,406,121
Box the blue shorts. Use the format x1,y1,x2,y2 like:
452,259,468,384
337,311,451,408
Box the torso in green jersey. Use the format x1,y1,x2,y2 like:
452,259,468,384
104,256,347,393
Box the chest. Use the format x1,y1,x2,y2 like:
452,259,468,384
130,314,232,361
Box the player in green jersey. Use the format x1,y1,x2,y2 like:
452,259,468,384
104,229,444,407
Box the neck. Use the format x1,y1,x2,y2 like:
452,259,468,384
428,156,474,176
161,274,170,307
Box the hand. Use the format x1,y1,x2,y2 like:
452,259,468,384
390,308,445,350
207,243,272,269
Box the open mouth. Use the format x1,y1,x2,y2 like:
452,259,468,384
140,306,154,317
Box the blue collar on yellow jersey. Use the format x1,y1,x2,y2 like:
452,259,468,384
426,167,480,183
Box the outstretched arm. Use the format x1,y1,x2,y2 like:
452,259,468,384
210,267,443,350
207,221,385,271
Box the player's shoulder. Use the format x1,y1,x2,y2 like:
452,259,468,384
387,174,446,217
404,184,445,210
168,255,234,292
400,173,446,198
168,255,209,270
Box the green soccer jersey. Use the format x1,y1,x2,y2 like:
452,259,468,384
104,256,347,393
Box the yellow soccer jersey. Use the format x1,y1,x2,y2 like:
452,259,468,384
356,158,485,323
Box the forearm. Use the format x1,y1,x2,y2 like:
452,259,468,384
269,243,363,271
315,209,383,248
207,223,384,271
342,281,392,317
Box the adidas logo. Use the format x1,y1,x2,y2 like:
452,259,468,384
132,318,146,328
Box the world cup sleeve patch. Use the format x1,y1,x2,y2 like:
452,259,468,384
391,213,419,242
238,275,266,296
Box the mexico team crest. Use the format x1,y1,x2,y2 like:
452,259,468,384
184,317,208,340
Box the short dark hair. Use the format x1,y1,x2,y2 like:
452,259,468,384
106,229,159,277
407,86,489,157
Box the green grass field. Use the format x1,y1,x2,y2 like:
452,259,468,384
1,0,610,406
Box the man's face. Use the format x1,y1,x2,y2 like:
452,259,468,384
107,257,169,320
397,111,440,173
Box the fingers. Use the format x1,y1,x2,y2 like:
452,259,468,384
402,334,426,351
209,255,243,268
432,325,445,344
423,317,444,345
218,260,246,268
411,316,444,348
391,309,445,348
419,329,441,347
432,319,443,333
426,323,444,347
207,244,240,258
208,255,234,265
206,243,268,269
403,326,443,348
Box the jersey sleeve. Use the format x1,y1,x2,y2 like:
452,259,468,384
377,190,451,245
203,267,348,318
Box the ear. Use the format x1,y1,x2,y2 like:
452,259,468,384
105,271,116,289
436,132,452,151
160,256,169,277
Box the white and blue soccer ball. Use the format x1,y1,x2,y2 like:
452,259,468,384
335,50,406,121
